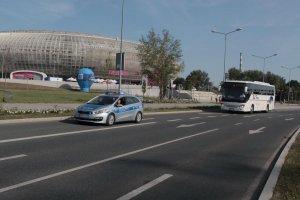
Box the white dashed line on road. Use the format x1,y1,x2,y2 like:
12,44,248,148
0,128,218,194
190,117,201,120
142,118,155,121
221,114,230,117
167,119,182,122
285,118,294,121
234,122,243,126
0,122,156,144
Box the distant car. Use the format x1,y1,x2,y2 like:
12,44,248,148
74,91,144,125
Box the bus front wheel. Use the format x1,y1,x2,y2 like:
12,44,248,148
265,105,269,113
250,105,254,114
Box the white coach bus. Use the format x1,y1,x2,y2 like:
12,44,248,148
219,80,275,113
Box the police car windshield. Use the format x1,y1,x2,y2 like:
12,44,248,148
87,95,118,105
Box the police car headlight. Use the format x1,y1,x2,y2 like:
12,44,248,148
238,105,245,108
93,110,104,114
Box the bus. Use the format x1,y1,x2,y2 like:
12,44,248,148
219,80,275,113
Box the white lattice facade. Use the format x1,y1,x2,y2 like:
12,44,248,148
0,30,141,81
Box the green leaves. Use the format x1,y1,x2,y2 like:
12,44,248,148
137,29,184,99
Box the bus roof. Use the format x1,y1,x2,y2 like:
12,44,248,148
224,80,274,86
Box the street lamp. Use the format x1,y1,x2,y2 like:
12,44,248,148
118,0,125,93
281,66,300,103
252,53,277,82
211,28,242,82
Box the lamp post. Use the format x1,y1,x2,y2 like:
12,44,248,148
252,54,277,82
281,66,300,103
1,52,4,79
118,0,125,93
211,28,242,82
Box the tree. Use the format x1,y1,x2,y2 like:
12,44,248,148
228,68,243,80
185,70,211,90
137,29,184,99
142,78,147,98
173,77,185,89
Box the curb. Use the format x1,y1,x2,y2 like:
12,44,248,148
0,116,72,125
258,127,300,200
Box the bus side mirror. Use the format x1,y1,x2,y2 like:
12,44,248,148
244,87,248,93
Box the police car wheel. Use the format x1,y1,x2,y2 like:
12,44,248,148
106,114,115,126
135,112,142,123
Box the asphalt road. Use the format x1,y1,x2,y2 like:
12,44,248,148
0,109,300,200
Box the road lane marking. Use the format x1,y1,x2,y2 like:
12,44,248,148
244,115,257,118
116,174,173,200
0,154,27,162
0,128,219,193
167,119,182,122
285,118,294,121
189,117,201,120
249,127,266,135
177,122,206,128
254,119,260,122
142,118,155,121
234,122,243,126
0,122,156,144
221,114,230,117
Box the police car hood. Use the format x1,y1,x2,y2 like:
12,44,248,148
78,103,110,111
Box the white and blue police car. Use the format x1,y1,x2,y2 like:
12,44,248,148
74,91,144,125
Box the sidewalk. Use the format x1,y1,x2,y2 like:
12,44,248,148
0,102,220,111
1,102,298,111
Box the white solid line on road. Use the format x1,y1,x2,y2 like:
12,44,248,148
0,128,219,193
116,174,173,200
285,118,294,121
0,122,156,144
254,119,260,122
0,154,27,162
234,122,243,126
167,119,182,122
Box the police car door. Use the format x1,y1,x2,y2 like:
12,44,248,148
115,97,131,122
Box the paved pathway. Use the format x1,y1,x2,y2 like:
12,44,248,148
1,102,299,111
0,102,220,111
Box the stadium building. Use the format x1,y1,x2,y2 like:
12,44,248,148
0,30,141,83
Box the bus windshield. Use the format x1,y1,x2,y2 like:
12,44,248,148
221,82,250,103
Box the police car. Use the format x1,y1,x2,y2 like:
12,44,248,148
74,91,144,125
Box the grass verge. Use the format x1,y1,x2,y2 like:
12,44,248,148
271,133,300,200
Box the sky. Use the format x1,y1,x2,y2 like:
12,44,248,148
1,0,300,86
